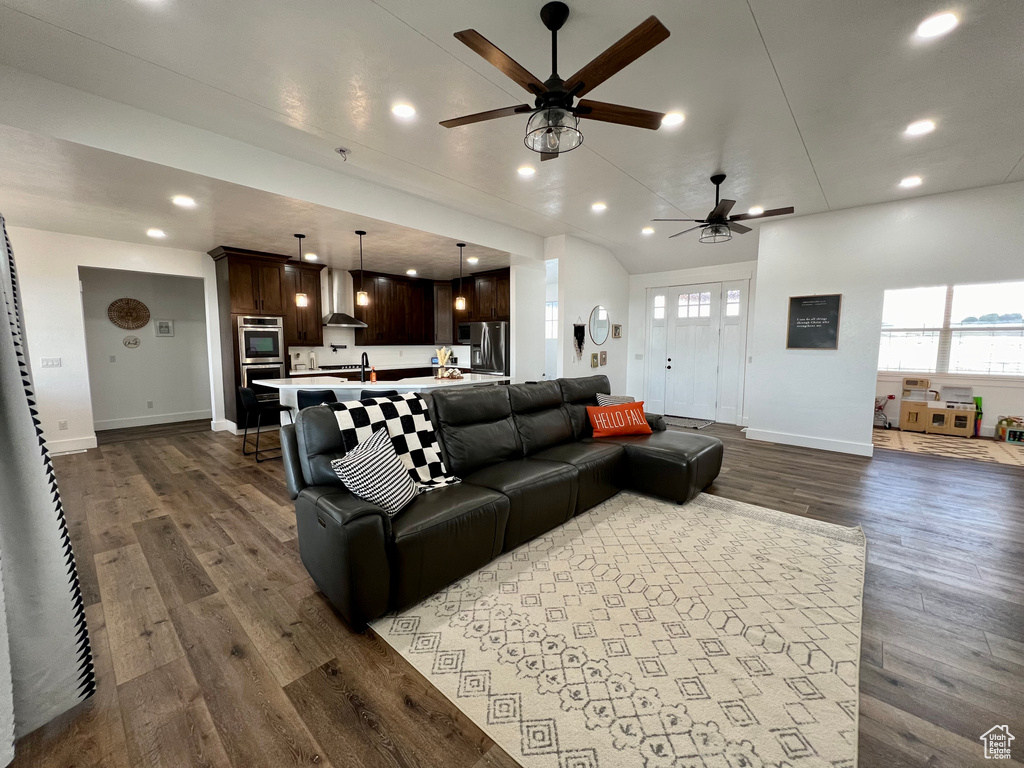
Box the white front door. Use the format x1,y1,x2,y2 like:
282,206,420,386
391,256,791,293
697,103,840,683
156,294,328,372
664,284,722,419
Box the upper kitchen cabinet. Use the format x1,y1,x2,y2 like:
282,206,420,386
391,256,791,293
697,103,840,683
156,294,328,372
433,281,453,346
354,272,434,346
283,264,324,347
209,246,288,316
470,268,510,321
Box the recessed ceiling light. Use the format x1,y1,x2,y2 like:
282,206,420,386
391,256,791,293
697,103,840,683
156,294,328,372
304,253,318,261
171,195,196,208
146,228,166,238
916,12,958,38
406,269,417,276
391,103,416,118
641,226,655,235
661,112,685,127
517,165,536,177
747,206,764,216
592,202,607,211
467,256,479,264
905,119,936,136
899,175,923,188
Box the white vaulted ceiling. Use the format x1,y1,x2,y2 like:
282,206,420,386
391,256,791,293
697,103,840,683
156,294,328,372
0,0,1021,273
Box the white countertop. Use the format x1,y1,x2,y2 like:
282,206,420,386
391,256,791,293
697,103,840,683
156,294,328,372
259,373,509,392
289,364,472,375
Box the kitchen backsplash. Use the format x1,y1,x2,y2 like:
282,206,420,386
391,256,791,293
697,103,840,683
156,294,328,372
287,327,470,371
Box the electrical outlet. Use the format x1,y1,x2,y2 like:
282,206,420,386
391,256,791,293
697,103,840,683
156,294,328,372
41,357,61,368
109,355,116,363
58,419,68,431
634,353,643,360
146,401,154,409
399,350,404,357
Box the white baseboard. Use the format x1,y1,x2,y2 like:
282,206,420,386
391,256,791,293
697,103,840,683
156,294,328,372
211,419,236,433
745,428,874,457
94,410,213,431
47,435,98,454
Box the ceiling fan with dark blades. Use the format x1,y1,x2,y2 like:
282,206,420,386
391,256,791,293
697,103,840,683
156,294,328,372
440,2,670,158
653,174,795,243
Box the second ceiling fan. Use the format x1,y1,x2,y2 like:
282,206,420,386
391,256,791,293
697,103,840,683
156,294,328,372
441,2,670,160
654,174,796,243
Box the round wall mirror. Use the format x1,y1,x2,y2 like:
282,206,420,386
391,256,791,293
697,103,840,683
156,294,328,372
589,305,610,345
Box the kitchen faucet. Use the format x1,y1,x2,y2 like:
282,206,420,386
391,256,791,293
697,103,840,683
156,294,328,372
360,352,369,383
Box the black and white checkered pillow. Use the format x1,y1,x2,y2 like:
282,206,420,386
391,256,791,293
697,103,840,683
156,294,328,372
596,393,635,406
331,427,417,516
332,393,460,492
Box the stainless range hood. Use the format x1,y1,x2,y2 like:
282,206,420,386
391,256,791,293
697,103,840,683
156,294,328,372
322,268,367,328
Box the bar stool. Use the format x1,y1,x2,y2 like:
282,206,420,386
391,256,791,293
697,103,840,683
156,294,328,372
360,389,399,400
297,389,339,410
237,386,293,462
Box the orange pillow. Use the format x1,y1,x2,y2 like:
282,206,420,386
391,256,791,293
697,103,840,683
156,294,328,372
587,401,653,438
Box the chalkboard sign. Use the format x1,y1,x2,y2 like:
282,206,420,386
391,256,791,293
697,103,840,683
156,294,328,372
787,294,842,350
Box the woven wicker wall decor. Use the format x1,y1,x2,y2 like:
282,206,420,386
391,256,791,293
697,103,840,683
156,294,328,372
107,298,150,330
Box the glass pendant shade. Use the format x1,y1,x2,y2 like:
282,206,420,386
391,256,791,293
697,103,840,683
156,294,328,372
524,108,583,155
699,224,732,244
455,295,466,311
356,290,369,306
295,293,309,308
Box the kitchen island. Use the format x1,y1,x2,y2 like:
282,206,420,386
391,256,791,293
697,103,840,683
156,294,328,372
258,373,510,417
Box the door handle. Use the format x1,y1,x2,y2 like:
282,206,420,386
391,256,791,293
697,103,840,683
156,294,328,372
666,365,672,369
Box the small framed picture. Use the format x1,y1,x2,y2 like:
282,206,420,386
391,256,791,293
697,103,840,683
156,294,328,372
599,351,607,366
611,324,622,339
154,319,174,337
591,352,599,368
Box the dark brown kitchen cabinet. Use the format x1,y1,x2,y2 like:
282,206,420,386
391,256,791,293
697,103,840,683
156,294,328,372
496,272,511,320
433,282,453,346
212,247,287,316
283,264,324,347
474,275,496,320
354,272,434,346
469,268,510,321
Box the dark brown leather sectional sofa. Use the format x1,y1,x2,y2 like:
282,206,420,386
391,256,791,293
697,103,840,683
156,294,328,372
281,375,723,629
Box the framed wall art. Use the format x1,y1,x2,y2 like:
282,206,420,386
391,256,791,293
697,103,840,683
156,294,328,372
154,319,174,337
787,294,842,350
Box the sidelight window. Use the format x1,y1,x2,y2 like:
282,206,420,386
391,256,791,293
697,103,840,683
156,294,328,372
545,301,558,340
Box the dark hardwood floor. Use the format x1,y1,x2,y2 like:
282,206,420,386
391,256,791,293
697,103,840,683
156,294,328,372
15,422,1024,767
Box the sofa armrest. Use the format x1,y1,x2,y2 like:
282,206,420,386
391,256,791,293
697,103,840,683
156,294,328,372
294,487,391,629
280,424,306,499
645,412,667,431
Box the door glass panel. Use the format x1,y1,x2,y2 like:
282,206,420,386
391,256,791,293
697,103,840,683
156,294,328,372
726,289,741,317
653,294,666,320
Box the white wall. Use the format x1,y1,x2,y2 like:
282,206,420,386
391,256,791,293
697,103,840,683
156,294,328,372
80,268,211,430
8,227,223,451
626,260,758,413
549,235,630,393
746,181,1024,456
510,254,545,383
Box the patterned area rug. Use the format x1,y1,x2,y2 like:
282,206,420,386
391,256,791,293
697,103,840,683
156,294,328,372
374,492,866,768
664,416,715,430
873,428,1024,467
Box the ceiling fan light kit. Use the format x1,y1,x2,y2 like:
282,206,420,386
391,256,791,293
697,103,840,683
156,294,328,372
442,2,669,159
525,108,583,155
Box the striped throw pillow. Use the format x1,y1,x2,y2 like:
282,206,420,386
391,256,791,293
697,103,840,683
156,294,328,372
331,427,417,517
596,393,635,407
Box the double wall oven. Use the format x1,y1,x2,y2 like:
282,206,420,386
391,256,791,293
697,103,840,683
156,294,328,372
238,316,285,400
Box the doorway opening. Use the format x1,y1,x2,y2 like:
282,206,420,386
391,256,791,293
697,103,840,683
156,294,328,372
80,267,212,432
644,280,748,423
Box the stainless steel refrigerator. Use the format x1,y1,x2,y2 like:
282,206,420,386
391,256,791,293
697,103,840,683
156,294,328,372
467,321,509,375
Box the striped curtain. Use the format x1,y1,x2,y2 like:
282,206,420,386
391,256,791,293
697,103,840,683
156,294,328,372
0,214,94,765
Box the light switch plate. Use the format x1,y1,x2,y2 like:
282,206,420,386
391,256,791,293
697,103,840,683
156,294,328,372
109,355,116,363
41,357,61,368
58,419,68,430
